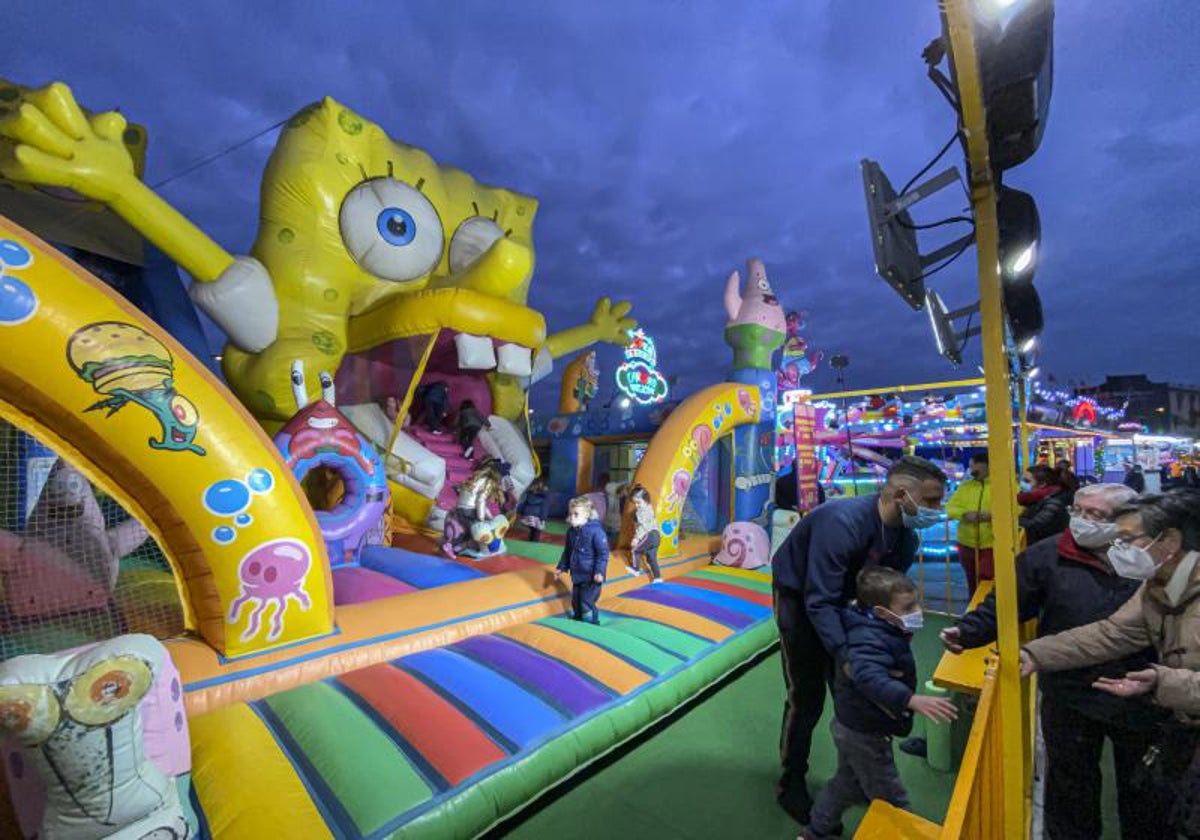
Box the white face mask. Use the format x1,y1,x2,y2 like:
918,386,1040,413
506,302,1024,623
1070,517,1119,549
1107,536,1161,580
568,513,588,528
878,606,924,632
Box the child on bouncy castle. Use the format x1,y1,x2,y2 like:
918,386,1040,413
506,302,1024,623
555,496,609,624
625,485,663,583
518,478,550,542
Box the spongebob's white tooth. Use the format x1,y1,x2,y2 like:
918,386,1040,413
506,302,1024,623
454,333,497,370
496,343,533,376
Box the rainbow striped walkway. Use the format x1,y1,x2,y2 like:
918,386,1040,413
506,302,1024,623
185,565,776,839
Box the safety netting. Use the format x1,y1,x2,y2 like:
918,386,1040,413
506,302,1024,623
0,419,185,661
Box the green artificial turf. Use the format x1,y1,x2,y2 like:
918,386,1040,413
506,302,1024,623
503,538,563,565
494,618,958,839
491,610,1129,839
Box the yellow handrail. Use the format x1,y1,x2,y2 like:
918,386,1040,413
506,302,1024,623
857,663,1008,839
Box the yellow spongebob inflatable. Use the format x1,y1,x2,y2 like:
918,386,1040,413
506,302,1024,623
0,83,635,432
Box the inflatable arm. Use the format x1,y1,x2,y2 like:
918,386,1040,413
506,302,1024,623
542,296,638,368
0,82,278,352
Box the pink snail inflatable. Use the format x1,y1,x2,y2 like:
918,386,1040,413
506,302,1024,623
712,521,771,570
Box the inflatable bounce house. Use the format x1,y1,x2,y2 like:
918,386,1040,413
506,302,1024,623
0,80,778,839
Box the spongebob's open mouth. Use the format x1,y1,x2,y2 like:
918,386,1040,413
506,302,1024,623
332,288,547,529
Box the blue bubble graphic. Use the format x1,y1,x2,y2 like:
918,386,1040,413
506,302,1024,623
235,513,252,527
661,521,675,536
213,526,236,544
725,403,733,414
203,479,251,516
0,276,37,325
246,468,274,494
0,240,32,269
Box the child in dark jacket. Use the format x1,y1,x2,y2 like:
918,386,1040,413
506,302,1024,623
518,479,550,542
555,496,609,624
803,567,957,840
455,399,490,459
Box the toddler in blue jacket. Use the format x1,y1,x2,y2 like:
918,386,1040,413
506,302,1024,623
555,496,609,623
803,567,957,840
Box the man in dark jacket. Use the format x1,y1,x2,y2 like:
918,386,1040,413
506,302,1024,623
942,483,1169,839
772,454,947,823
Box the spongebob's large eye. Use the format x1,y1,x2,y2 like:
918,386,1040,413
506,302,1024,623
449,217,504,274
340,178,444,282
65,656,153,726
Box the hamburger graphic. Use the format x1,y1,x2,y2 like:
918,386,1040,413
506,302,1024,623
67,321,205,455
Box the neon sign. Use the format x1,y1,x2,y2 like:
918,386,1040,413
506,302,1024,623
615,329,669,405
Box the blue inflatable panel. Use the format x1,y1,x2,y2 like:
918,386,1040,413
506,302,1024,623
359,546,487,590
398,648,566,749
652,582,772,621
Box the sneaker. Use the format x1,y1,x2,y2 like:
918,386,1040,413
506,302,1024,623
625,565,640,576
652,577,663,583
440,542,456,559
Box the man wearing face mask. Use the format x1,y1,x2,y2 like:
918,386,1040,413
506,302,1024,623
943,483,1168,839
945,451,994,594
771,455,947,824
1022,490,1200,836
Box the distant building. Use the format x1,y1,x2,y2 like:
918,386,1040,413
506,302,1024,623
1077,374,1200,437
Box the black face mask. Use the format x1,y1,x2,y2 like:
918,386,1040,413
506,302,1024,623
970,470,981,480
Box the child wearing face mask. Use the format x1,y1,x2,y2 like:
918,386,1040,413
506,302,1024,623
802,567,957,840
555,496,610,624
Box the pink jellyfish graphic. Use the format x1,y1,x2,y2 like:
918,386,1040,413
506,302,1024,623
691,424,713,460
228,539,313,642
736,388,756,416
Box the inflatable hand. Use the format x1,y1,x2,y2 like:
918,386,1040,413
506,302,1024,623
589,297,637,346
0,83,137,204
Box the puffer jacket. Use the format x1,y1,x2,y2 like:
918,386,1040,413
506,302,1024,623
1024,551,1200,727
557,519,610,584
1018,486,1069,545
833,606,917,737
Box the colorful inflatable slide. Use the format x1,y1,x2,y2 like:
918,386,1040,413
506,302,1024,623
0,80,780,840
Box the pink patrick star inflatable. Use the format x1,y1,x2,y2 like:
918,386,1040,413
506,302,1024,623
723,258,786,370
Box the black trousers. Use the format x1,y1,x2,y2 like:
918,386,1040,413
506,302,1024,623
571,582,601,623
1041,695,1169,840
634,531,662,578
775,585,834,794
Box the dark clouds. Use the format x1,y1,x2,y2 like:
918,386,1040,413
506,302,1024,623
8,0,1198,412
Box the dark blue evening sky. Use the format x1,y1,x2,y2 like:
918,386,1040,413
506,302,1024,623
9,1,1199,413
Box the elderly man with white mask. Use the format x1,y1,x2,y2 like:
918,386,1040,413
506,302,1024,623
945,483,1171,840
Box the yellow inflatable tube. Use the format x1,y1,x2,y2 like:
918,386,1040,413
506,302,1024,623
624,383,761,557
0,217,332,658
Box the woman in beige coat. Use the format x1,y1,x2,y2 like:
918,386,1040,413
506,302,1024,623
1021,490,1200,836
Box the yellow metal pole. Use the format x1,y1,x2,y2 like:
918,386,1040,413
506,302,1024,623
1018,383,1032,475
942,1,1028,837
805,377,986,403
